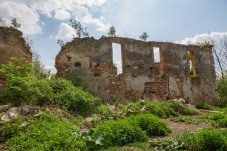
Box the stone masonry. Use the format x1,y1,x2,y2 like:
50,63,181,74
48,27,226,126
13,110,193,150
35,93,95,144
0,27,32,91
55,37,218,105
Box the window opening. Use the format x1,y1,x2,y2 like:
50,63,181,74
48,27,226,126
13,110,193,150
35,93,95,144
153,47,160,63
112,43,123,74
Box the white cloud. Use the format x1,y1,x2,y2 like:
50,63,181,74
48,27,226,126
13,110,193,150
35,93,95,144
54,9,71,20
176,32,227,45
55,23,77,41
0,1,41,35
82,15,110,32
0,0,110,35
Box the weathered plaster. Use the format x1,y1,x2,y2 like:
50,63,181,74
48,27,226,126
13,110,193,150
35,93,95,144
56,37,218,105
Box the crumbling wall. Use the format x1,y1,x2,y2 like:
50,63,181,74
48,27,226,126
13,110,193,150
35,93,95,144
0,27,32,91
56,37,218,105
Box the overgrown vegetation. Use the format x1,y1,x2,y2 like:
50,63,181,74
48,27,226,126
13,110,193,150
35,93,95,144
0,58,98,116
217,77,227,107
195,103,214,110
150,129,227,151
1,112,86,150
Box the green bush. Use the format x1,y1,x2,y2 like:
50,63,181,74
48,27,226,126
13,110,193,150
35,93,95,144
87,113,171,149
2,112,86,151
1,76,52,106
88,119,147,149
144,100,197,118
152,129,227,151
180,129,227,151
200,112,225,121
195,103,214,110
145,101,176,118
217,78,227,107
129,114,171,136
49,78,98,116
216,117,227,128
167,101,197,115
0,57,32,79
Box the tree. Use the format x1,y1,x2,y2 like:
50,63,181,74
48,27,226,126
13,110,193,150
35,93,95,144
57,39,65,47
107,26,116,37
69,19,89,38
140,32,149,41
11,18,21,28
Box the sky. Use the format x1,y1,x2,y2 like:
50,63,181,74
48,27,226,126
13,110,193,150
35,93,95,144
0,0,227,73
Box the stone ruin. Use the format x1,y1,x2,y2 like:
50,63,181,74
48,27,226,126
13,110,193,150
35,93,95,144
55,37,219,105
0,26,218,105
0,27,32,91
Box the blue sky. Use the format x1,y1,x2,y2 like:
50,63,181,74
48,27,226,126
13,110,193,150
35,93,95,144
0,0,227,72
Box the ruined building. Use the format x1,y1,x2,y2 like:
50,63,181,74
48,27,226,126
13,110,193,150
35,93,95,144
56,37,218,105
0,27,32,91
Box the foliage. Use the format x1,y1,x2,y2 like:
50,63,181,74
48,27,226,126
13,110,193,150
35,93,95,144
69,19,89,38
150,138,186,151
215,117,227,128
66,72,85,88
139,32,149,41
0,58,98,116
97,104,113,119
129,114,171,136
57,39,65,47
0,58,32,79
2,112,86,151
88,119,147,149
170,115,201,124
107,26,116,37
179,129,227,151
1,76,52,106
49,78,98,116
151,129,227,151
143,100,197,118
87,113,170,149
0,58,52,106
200,112,225,121
195,103,214,110
196,41,214,48
11,18,21,28
167,101,198,115
217,77,227,107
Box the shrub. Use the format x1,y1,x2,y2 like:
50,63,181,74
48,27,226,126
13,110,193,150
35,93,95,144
127,102,143,111
129,114,171,136
87,113,171,149
181,129,227,151
2,112,86,151
1,76,52,106
167,101,197,115
146,101,176,118
217,78,227,107
88,119,147,149
49,78,98,116
216,117,227,128
97,104,113,119
200,112,225,121
195,103,214,110
152,129,227,151
0,57,32,79
145,100,197,118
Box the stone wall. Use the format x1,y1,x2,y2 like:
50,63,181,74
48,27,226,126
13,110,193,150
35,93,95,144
0,27,32,91
56,37,218,105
